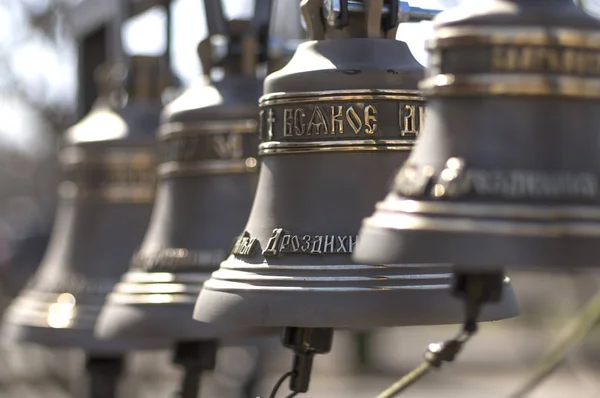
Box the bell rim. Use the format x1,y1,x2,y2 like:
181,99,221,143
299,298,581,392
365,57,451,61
192,283,519,329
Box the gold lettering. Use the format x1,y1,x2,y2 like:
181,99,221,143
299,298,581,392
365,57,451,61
346,106,362,134
331,105,343,135
544,48,560,71
307,107,329,136
401,105,416,136
294,109,306,136
492,47,513,71
492,45,600,76
418,105,425,135
283,109,293,137
212,134,243,159
364,105,378,135
562,49,576,74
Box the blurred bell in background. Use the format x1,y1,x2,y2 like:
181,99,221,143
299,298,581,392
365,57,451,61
0,0,599,397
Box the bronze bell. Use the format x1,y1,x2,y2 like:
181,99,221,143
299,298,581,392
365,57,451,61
1,57,168,352
95,7,276,343
194,0,518,331
353,0,600,269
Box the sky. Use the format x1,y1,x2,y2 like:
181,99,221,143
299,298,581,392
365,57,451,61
0,0,599,155
8,0,600,110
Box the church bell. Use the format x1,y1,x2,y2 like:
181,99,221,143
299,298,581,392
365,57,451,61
95,2,279,343
1,56,169,352
353,0,600,269
193,0,518,333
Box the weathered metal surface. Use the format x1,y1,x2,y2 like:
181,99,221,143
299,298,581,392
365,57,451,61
354,0,600,269
1,57,169,353
95,2,277,342
193,0,518,329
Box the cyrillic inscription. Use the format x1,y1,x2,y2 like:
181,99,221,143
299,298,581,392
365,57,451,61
60,149,156,202
492,46,600,76
282,104,378,137
260,99,425,142
27,274,116,295
395,158,599,201
161,133,249,163
230,231,258,256
262,228,357,256
399,104,425,137
133,248,226,272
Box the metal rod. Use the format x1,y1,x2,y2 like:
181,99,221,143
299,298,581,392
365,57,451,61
172,340,218,398
203,0,228,37
178,366,202,398
84,354,125,398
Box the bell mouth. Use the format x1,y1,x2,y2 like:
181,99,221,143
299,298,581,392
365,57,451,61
94,270,277,342
1,290,162,352
192,257,519,328
353,198,600,268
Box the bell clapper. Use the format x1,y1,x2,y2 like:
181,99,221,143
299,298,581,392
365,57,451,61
171,340,218,398
267,327,334,397
376,271,505,398
84,354,125,398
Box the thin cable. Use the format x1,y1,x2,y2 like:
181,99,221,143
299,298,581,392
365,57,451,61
508,287,600,398
376,329,476,398
269,371,294,398
376,362,432,398
285,392,299,398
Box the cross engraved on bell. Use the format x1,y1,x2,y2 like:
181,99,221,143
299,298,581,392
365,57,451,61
259,91,423,154
267,108,276,140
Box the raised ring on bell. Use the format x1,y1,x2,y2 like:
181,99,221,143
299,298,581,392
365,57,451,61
158,119,257,139
258,139,414,155
196,257,517,328
258,89,424,106
157,158,258,177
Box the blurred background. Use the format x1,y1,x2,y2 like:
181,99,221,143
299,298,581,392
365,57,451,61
1,0,600,397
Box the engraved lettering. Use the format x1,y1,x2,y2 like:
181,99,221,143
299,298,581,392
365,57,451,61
331,105,344,135
310,236,323,254
283,109,293,137
348,236,357,252
419,105,425,134
263,228,284,256
267,108,276,141
291,235,301,251
364,105,378,135
399,104,424,137
134,248,226,271
293,109,306,136
402,105,416,136
260,231,358,255
280,235,291,252
397,161,600,201
324,235,335,252
307,107,329,136
337,236,348,253
212,135,243,159
231,232,258,257
346,106,363,134
492,45,600,76
301,235,311,252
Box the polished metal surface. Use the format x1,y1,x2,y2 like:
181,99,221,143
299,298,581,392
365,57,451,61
353,0,600,270
95,7,279,342
1,57,168,353
193,0,518,329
